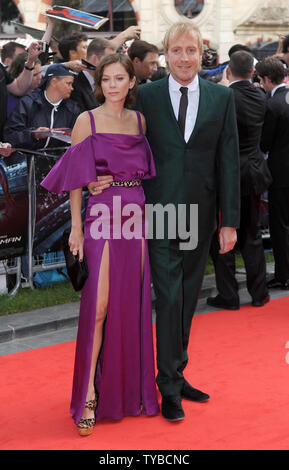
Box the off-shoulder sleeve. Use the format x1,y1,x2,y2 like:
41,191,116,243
143,136,157,180
41,137,97,194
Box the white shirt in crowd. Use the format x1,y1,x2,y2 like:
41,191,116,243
168,73,200,143
271,83,286,97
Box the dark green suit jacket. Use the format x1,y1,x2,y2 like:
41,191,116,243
137,75,240,242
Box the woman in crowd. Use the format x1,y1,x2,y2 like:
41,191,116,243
41,53,159,436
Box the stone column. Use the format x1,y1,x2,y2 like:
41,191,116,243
216,0,234,62
138,0,161,45
13,0,52,29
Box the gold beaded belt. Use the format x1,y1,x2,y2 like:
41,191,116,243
110,180,141,187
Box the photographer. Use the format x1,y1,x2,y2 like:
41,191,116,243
0,41,43,139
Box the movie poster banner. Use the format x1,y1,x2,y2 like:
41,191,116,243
0,153,29,260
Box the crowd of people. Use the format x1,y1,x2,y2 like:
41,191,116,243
1,16,289,436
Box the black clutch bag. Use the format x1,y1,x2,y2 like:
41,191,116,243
62,229,89,291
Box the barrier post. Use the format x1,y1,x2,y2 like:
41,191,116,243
27,155,36,289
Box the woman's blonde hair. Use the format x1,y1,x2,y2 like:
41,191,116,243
163,21,203,55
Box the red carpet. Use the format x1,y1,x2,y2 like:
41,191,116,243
1,297,289,450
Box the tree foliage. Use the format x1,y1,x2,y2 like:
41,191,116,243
0,0,22,30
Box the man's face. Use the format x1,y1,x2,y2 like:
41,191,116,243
70,40,88,60
14,47,26,60
53,76,74,99
134,52,159,81
4,46,25,67
165,31,202,86
88,47,115,67
259,76,272,93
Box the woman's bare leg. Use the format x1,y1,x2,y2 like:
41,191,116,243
81,239,144,420
82,241,109,419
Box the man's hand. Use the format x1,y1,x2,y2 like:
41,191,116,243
219,227,237,254
65,60,87,73
122,25,141,41
26,41,43,67
33,127,50,140
109,26,141,51
87,176,113,196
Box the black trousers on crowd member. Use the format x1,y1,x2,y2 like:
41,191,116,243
268,187,289,282
210,193,268,305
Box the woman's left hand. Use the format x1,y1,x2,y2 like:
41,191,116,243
69,227,84,261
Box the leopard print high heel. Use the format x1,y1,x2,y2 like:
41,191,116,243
77,393,98,436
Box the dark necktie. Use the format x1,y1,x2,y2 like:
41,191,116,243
178,86,188,136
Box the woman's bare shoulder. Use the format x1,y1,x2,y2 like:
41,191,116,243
71,111,92,145
139,111,147,134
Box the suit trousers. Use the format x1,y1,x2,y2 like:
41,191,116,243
210,193,268,304
268,187,289,281
148,236,212,397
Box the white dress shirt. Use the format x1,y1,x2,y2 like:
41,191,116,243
168,73,200,142
271,83,286,97
43,91,63,148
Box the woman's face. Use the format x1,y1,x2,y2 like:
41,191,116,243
101,62,136,104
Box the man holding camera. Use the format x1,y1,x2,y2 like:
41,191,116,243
0,41,43,140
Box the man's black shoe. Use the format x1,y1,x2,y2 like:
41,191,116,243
251,295,270,307
267,278,289,290
207,295,239,310
161,395,185,421
181,380,210,402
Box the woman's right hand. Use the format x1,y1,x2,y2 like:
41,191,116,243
69,227,84,261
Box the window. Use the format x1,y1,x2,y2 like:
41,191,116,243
175,0,205,19
83,0,137,33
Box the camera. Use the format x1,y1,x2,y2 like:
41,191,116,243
38,41,47,52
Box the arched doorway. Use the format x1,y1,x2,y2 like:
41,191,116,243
175,0,205,19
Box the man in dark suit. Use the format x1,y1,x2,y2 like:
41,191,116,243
70,38,115,113
87,22,240,422
256,57,289,290
207,51,271,310
136,22,240,421
127,40,159,84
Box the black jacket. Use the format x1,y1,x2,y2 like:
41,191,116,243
70,71,99,113
230,80,272,195
0,63,14,139
3,90,80,149
260,85,289,188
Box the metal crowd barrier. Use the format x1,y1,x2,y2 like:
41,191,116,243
27,147,69,290
0,257,21,297
1,146,69,296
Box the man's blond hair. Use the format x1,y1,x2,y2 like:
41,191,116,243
163,21,203,55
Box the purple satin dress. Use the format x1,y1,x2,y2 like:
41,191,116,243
41,111,159,424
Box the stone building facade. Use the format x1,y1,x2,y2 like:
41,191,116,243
12,0,289,61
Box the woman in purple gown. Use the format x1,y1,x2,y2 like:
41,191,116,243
41,53,159,436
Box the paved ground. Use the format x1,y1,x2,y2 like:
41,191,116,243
1,265,288,356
